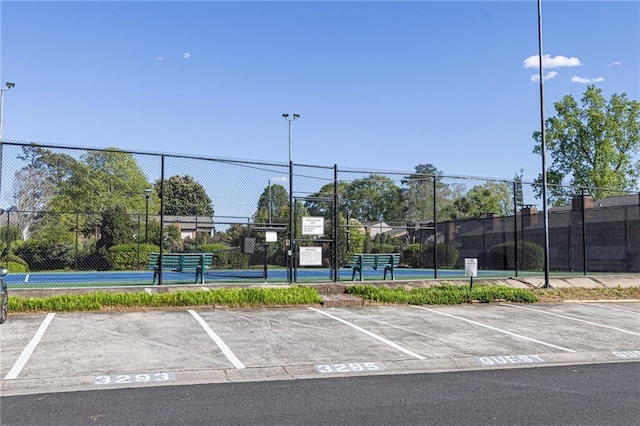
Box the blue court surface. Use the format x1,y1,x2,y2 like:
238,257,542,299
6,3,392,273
3,267,515,289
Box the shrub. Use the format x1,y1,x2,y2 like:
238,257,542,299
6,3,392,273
401,244,422,268
7,254,29,271
6,261,28,273
110,244,160,270
488,241,544,271
14,239,75,271
370,244,398,254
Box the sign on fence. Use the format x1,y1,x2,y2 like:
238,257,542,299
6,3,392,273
299,246,322,266
302,216,324,235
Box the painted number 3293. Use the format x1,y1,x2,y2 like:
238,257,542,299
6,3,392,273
93,372,175,385
315,362,383,374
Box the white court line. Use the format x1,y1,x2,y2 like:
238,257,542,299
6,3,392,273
575,302,640,315
188,310,245,369
307,307,426,360
5,313,56,380
413,306,576,353
501,303,640,336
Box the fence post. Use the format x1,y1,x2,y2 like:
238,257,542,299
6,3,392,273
433,175,438,279
582,188,587,276
75,213,79,270
159,154,165,285
333,164,339,282
513,181,519,277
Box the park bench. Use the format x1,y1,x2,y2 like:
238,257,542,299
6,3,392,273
148,253,213,284
350,253,400,281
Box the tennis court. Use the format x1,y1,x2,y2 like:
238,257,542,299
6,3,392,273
4,267,519,289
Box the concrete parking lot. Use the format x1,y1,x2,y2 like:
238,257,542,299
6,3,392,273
1,301,639,396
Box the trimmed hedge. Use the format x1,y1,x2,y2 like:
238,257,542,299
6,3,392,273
110,244,160,270
488,241,544,271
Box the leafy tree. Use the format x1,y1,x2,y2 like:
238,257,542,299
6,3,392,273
156,175,214,216
254,183,289,224
533,85,640,204
401,163,439,222
97,205,133,250
449,181,512,219
305,181,350,217
12,145,79,238
512,169,525,211
48,148,152,215
91,205,134,270
401,164,464,222
343,174,403,223
14,213,76,271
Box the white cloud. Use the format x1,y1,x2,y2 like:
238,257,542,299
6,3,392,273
155,56,164,61
182,52,191,60
523,54,582,69
571,75,605,84
608,61,622,67
530,71,558,82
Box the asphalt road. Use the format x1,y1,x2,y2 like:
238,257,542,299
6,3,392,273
2,362,639,425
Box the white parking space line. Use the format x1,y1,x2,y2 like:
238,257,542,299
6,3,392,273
501,304,640,336
413,306,576,353
307,307,426,360
575,302,640,315
4,313,55,380
188,310,245,369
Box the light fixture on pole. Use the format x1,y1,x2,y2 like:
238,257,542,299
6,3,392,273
282,113,300,283
144,188,152,243
0,82,15,205
536,0,551,288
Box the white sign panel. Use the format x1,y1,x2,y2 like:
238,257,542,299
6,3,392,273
302,216,324,235
265,231,277,242
299,246,322,266
465,258,478,277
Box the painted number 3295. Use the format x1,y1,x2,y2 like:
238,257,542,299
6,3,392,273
315,362,383,374
93,372,175,385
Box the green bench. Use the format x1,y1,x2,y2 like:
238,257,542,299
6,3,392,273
350,253,400,281
148,253,213,284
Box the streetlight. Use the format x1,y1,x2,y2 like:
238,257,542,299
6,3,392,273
536,0,551,288
0,82,15,205
144,188,152,243
282,113,300,283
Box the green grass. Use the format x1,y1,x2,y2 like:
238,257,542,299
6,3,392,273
346,284,538,305
8,286,323,313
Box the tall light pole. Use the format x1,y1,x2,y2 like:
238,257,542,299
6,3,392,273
537,0,551,288
0,82,15,205
282,113,299,283
144,188,152,243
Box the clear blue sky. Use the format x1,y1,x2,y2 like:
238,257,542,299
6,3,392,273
2,0,639,185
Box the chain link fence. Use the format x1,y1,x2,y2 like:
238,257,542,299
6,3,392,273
1,140,638,289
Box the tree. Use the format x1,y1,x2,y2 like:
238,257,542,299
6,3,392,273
512,168,525,210
449,181,512,219
401,163,464,222
12,145,79,239
97,205,133,250
533,85,640,204
254,183,288,224
343,174,403,223
49,148,152,214
304,181,350,217
156,175,214,216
